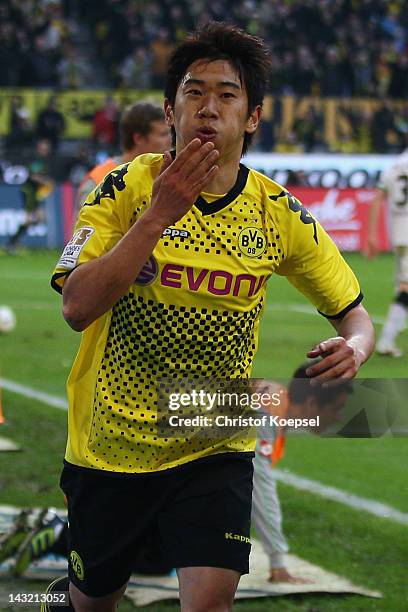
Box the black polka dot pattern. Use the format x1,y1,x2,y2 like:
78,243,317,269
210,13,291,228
86,295,264,471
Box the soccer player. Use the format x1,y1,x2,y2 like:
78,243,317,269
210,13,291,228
76,102,171,210
252,365,351,583
7,138,54,251
1,364,347,586
50,22,374,612
367,151,408,357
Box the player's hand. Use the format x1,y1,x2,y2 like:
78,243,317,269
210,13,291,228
306,336,363,385
269,567,311,584
148,139,219,228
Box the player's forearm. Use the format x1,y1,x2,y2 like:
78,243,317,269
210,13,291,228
331,304,375,367
62,211,165,331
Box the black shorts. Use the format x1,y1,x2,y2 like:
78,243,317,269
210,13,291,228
60,453,254,597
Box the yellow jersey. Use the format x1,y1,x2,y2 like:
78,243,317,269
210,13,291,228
51,153,362,474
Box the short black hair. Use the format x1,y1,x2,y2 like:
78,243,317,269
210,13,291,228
164,21,272,155
120,102,164,151
288,361,353,406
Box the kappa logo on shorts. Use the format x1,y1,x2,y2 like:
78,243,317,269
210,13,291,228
135,255,158,286
225,532,251,544
70,550,85,580
238,227,266,258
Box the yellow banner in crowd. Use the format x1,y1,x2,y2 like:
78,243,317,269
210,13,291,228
1,90,407,147
0,90,162,138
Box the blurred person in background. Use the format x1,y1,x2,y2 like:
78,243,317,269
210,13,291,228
36,96,66,152
367,145,408,357
57,43,88,90
64,144,94,188
6,139,55,252
6,96,33,152
252,365,351,583
0,19,22,87
92,96,119,148
371,101,400,153
150,27,173,88
77,102,170,210
119,47,153,90
22,34,58,87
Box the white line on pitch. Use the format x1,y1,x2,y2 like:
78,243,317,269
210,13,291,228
8,302,57,310
274,468,408,526
0,378,67,410
0,273,51,281
3,378,406,524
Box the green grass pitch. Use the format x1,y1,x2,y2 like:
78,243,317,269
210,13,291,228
0,251,407,610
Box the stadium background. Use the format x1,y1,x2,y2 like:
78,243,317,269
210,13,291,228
1,0,408,610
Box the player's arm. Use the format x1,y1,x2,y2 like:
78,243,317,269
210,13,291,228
62,139,219,331
273,192,375,382
366,188,386,258
306,303,375,384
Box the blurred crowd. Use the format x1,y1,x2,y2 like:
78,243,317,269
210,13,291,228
3,93,408,168
79,0,408,98
0,0,87,89
1,0,408,158
2,0,407,98
270,99,408,154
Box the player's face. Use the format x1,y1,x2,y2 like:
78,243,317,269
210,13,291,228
165,59,260,163
138,120,171,154
309,391,349,433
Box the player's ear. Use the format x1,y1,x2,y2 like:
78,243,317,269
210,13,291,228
245,105,261,134
164,99,174,127
132,132,142,146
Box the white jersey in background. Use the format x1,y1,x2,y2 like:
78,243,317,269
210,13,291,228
379,150,408,247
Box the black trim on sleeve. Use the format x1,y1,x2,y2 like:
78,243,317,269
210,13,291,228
318,292,363,320
50,272,70,295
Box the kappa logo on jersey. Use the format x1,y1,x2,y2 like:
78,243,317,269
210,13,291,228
57,227,95,269
85,164,129,206
162,227,191,239
238,227,266,258
135,255,158,286
269,190,318,244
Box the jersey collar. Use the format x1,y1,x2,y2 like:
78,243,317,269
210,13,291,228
169,150,249,215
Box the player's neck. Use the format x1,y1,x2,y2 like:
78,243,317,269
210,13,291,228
120,150,137,164
203,157,241,195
